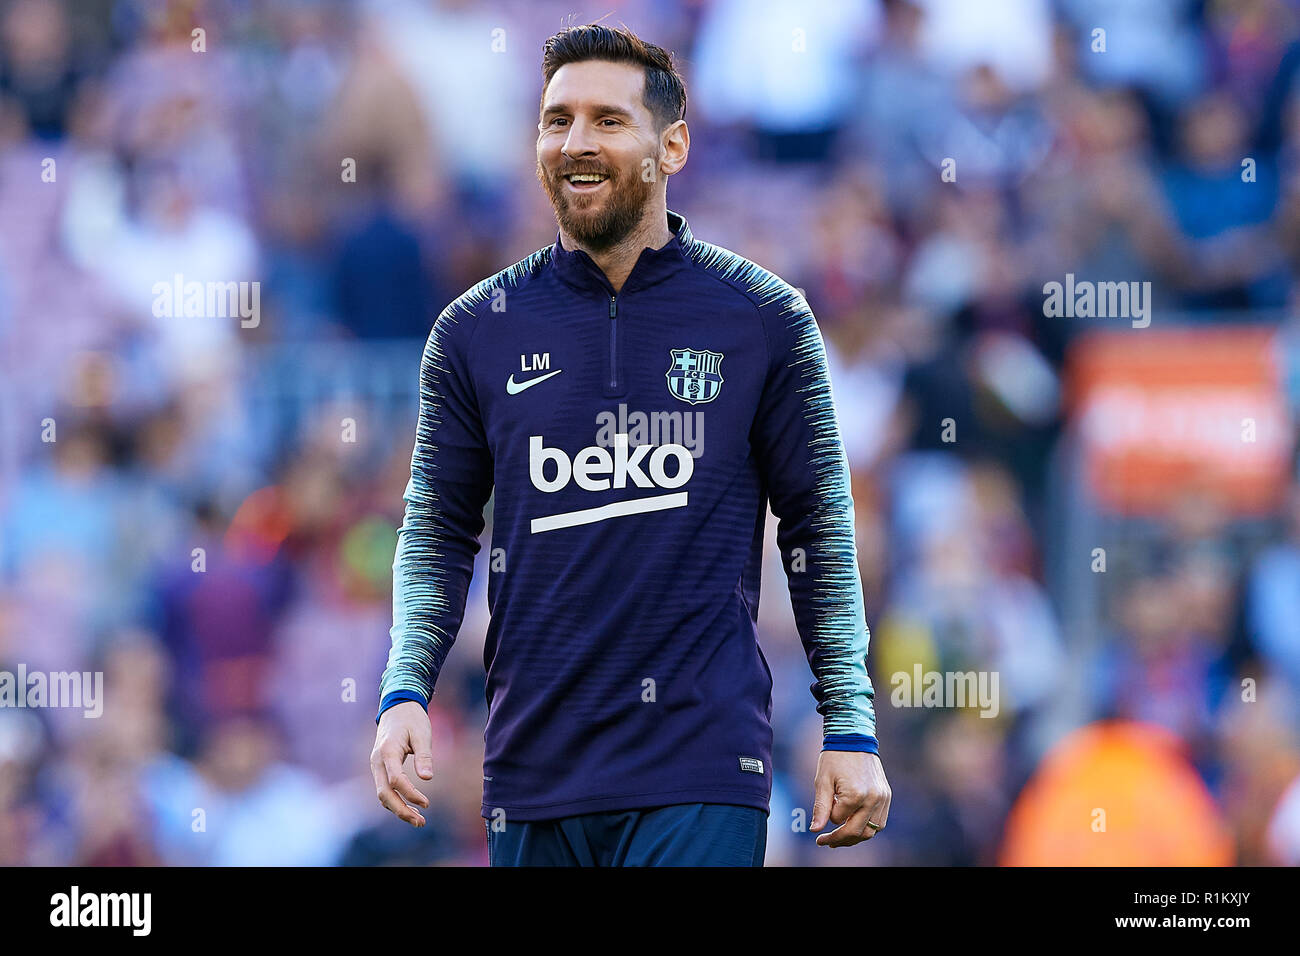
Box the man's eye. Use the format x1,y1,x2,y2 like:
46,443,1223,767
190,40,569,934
601,119,619,127
549,117,568,127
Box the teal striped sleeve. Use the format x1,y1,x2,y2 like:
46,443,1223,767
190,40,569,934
750,283,879,752
377,303,493,721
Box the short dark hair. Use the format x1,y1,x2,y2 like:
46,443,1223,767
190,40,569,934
540,24,687,132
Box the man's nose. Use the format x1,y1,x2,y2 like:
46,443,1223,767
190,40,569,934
561,118,598,160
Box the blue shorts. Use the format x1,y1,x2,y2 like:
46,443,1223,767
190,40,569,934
485,802,767,867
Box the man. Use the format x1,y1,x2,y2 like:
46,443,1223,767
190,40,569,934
371,24,890,866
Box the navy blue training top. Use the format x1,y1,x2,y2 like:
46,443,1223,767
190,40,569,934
377,210,878,821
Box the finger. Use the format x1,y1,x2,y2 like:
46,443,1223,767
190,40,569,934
383,751,429,808
860,775,891,832
411,721,434,781
829,784,868,825
816,807,872,847
875,785,892,827
378,784,426,827
810,773,836,832
373,749,425,826
369,751,389,805
815,820,865,848
392,772,429,809
853,791,890,842
865,790,890,832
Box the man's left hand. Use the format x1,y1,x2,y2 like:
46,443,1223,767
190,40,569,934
810,750,891,847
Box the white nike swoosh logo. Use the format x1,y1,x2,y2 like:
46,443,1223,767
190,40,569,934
506,369,563,394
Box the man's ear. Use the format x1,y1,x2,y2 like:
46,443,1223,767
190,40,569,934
659,120,690,176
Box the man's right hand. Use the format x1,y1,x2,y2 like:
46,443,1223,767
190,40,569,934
370,700,434,827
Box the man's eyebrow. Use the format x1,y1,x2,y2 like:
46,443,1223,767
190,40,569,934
541,103,636,119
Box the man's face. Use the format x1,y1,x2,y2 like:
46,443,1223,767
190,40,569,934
537,60,662,251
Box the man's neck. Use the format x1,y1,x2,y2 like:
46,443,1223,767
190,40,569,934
559,205,674,294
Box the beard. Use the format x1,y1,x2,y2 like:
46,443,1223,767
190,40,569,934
538,154,658,252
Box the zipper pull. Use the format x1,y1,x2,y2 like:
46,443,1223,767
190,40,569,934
609,295,617,317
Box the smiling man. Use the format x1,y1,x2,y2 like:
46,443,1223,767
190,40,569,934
371,24,890,867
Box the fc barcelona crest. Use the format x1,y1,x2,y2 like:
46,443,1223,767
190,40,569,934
666,348,725,405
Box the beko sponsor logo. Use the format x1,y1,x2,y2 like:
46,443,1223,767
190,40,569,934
528,432,692,533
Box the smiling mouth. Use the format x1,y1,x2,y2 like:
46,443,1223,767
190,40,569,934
563,172,609,191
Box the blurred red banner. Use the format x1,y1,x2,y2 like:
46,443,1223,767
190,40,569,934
1065,327,1293,515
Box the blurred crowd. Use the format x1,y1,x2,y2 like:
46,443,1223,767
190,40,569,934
3,0,1300,866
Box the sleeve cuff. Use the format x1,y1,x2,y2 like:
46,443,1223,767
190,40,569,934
376,690,429,724
822,733,879,755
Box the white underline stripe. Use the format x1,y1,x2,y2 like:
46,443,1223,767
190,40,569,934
530,492,689,533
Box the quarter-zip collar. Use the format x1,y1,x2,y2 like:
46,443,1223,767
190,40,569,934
550,209,694,296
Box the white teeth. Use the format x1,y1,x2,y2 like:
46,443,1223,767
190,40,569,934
567,174,607,183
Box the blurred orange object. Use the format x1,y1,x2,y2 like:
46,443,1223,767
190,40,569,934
1066,327,1291,516
1000,720,1235,866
